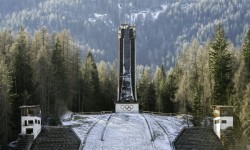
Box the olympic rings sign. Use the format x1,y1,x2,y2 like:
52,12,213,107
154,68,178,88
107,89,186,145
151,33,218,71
120,104,134,111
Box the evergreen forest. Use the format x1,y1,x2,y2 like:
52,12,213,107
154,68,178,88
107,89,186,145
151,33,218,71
0,24,250,148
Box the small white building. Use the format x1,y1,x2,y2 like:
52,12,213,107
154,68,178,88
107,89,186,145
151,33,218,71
20,105,41,139
213,105,234,138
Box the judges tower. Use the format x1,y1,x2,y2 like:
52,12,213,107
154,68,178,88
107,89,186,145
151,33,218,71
116,24,139,113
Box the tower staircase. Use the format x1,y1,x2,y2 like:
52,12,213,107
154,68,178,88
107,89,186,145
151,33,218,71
14,134,33,150
221,128,237,150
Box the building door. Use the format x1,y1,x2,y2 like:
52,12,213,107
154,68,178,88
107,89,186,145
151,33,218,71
26,128,33,134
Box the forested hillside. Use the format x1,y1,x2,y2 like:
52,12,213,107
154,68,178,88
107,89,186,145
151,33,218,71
1,25,250,148
0,28,117,148
0,0,250,69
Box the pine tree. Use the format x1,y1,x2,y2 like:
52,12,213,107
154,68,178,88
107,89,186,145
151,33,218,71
147,82,156,111
153,65,166,112
57,31,81,112
32,27,51,117
50,37,68,115
0,59,12,149
0,30,13,64
97,61,114,110
69,42,82,112
163,68,177,113
108,62,118,109
232,29,250,146
242,29,250,81
174,39,213,116
137,67,150,110
175,41,195,113
11,27,35,136
209,24,232,105
192,85,203,126
12,27,34,104
175,41,197,113
239,83,250,144
81,51,100,111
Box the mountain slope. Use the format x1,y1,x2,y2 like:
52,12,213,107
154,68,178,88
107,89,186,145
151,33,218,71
0,0,249,68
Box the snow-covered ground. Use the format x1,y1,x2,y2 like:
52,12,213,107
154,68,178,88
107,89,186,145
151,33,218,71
61,113,188,150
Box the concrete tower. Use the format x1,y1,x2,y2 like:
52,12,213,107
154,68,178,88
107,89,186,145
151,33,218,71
116,24,138,113
213,105,234,138
20,105,41,139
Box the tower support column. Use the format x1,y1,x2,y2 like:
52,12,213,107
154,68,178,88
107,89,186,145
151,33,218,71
116,24,139,113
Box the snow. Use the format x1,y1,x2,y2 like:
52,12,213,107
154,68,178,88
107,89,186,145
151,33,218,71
60,111,73,121
102,114,153,149
94,13,107,19
87,13,107,23
131,4,169,22
88,13,113,25
151,4,169,20
87,1,197,25
88,18,96,23
61,113,189,150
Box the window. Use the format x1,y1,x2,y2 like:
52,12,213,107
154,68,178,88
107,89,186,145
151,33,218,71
214,120,219,124
221,110,227,115
28,109,34,115
28,120,33,124
38,120,40,124
35,119,37,124
221,120,227,124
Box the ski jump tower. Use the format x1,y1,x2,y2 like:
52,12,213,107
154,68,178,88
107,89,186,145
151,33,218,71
116,24,139,113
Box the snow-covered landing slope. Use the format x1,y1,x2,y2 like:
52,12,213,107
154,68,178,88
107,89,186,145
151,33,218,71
62,113,188,150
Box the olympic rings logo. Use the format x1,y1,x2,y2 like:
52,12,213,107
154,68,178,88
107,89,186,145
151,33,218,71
120,104,134,111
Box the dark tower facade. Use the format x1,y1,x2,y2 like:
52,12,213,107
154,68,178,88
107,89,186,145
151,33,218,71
117,24,137,103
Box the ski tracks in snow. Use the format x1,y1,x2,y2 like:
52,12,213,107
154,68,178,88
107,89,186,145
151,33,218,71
142,114,173,150
101,113,153,150
66,113,186,150
82,114,112,150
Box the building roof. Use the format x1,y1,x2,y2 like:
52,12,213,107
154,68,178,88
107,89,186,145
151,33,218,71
31,126,81,150
119,24,135,29
173,127,223,150
19,105,41,109
212,105,234,108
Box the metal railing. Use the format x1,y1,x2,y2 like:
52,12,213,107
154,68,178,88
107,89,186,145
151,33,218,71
78,111,113,115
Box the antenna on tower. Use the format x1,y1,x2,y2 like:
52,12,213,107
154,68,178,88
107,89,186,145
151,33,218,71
118,1,122,25
124,0,126,24
118,0,131,24
129,2,132,25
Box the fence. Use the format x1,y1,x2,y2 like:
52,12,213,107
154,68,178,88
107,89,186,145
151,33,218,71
142,111,195,117
78,111,113,115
